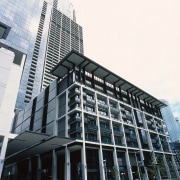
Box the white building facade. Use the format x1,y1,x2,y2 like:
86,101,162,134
0,48,25,177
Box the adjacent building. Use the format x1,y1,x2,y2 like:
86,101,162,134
3,51,179,180
0,0,83,110
161,100,180,142
0,48,25,176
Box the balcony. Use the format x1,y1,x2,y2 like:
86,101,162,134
68,97,81,106
85,124,98,133
85,137,98,142
110,107,120,114
68,116,81,124
146,120,151,125
101,137,112,144
86,97,96,105
98,103,108,110
100,127,112,135
130,134,137,140
68,127,82,134
124,129,130,133
126,114,133,120
151,139,157,144
113,130,123,136
68,88,80,98
115,140,124,146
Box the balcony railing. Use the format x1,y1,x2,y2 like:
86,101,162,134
68,88,80,97
68,127,82,134
100,127,112,134
130,134,136,140
98,103,108,109
68,97,81,105
110,107,120,114
113,130,123,136
68,116,81,123
86,98,96,105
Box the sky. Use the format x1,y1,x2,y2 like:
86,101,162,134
71,0,180,118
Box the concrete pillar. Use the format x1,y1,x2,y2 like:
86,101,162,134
81,144,87,180
163,155,171,179
98,147,106,180
113,148,120,180
125,150,133,180
65,146,71,180
37,155,41,180
0,136,8,178
52,150,57,180
171,155,180,178
27,158,32,180
11,163,18,180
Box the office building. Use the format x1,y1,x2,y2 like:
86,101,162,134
0,0,83,110
161,100,180,142
3,51,179,180
0,48,25,176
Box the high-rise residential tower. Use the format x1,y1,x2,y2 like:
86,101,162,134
0,0,83,110
161,100,180,142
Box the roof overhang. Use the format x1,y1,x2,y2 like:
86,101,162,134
51,50,166,108
5,131,75,164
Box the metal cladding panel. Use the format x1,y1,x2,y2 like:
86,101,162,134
93,68,109,79
67,53,85,66
105,74,119,83
85,63,98,72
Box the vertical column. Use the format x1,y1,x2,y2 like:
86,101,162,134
0,136,8,178
80,88,87,180
52,150,57,180
113,148,120,180
125,150,133,180
65,146,71,180
65,89,69,137
163,154,171,179
171,155,180,178
27,158,32,180
11,163,18,180
37,155,41,180
81,144,87,180
98,147,106,180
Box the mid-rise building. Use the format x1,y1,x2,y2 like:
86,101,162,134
161,100,180,142
0,0,83,110
3,51,179,180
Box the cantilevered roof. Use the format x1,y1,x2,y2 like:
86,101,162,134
51,50,166,108
5,131,75,164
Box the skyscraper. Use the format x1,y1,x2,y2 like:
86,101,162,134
0,0,83,110
161,99,180,142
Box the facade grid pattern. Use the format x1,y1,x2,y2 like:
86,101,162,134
5,51,179,180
